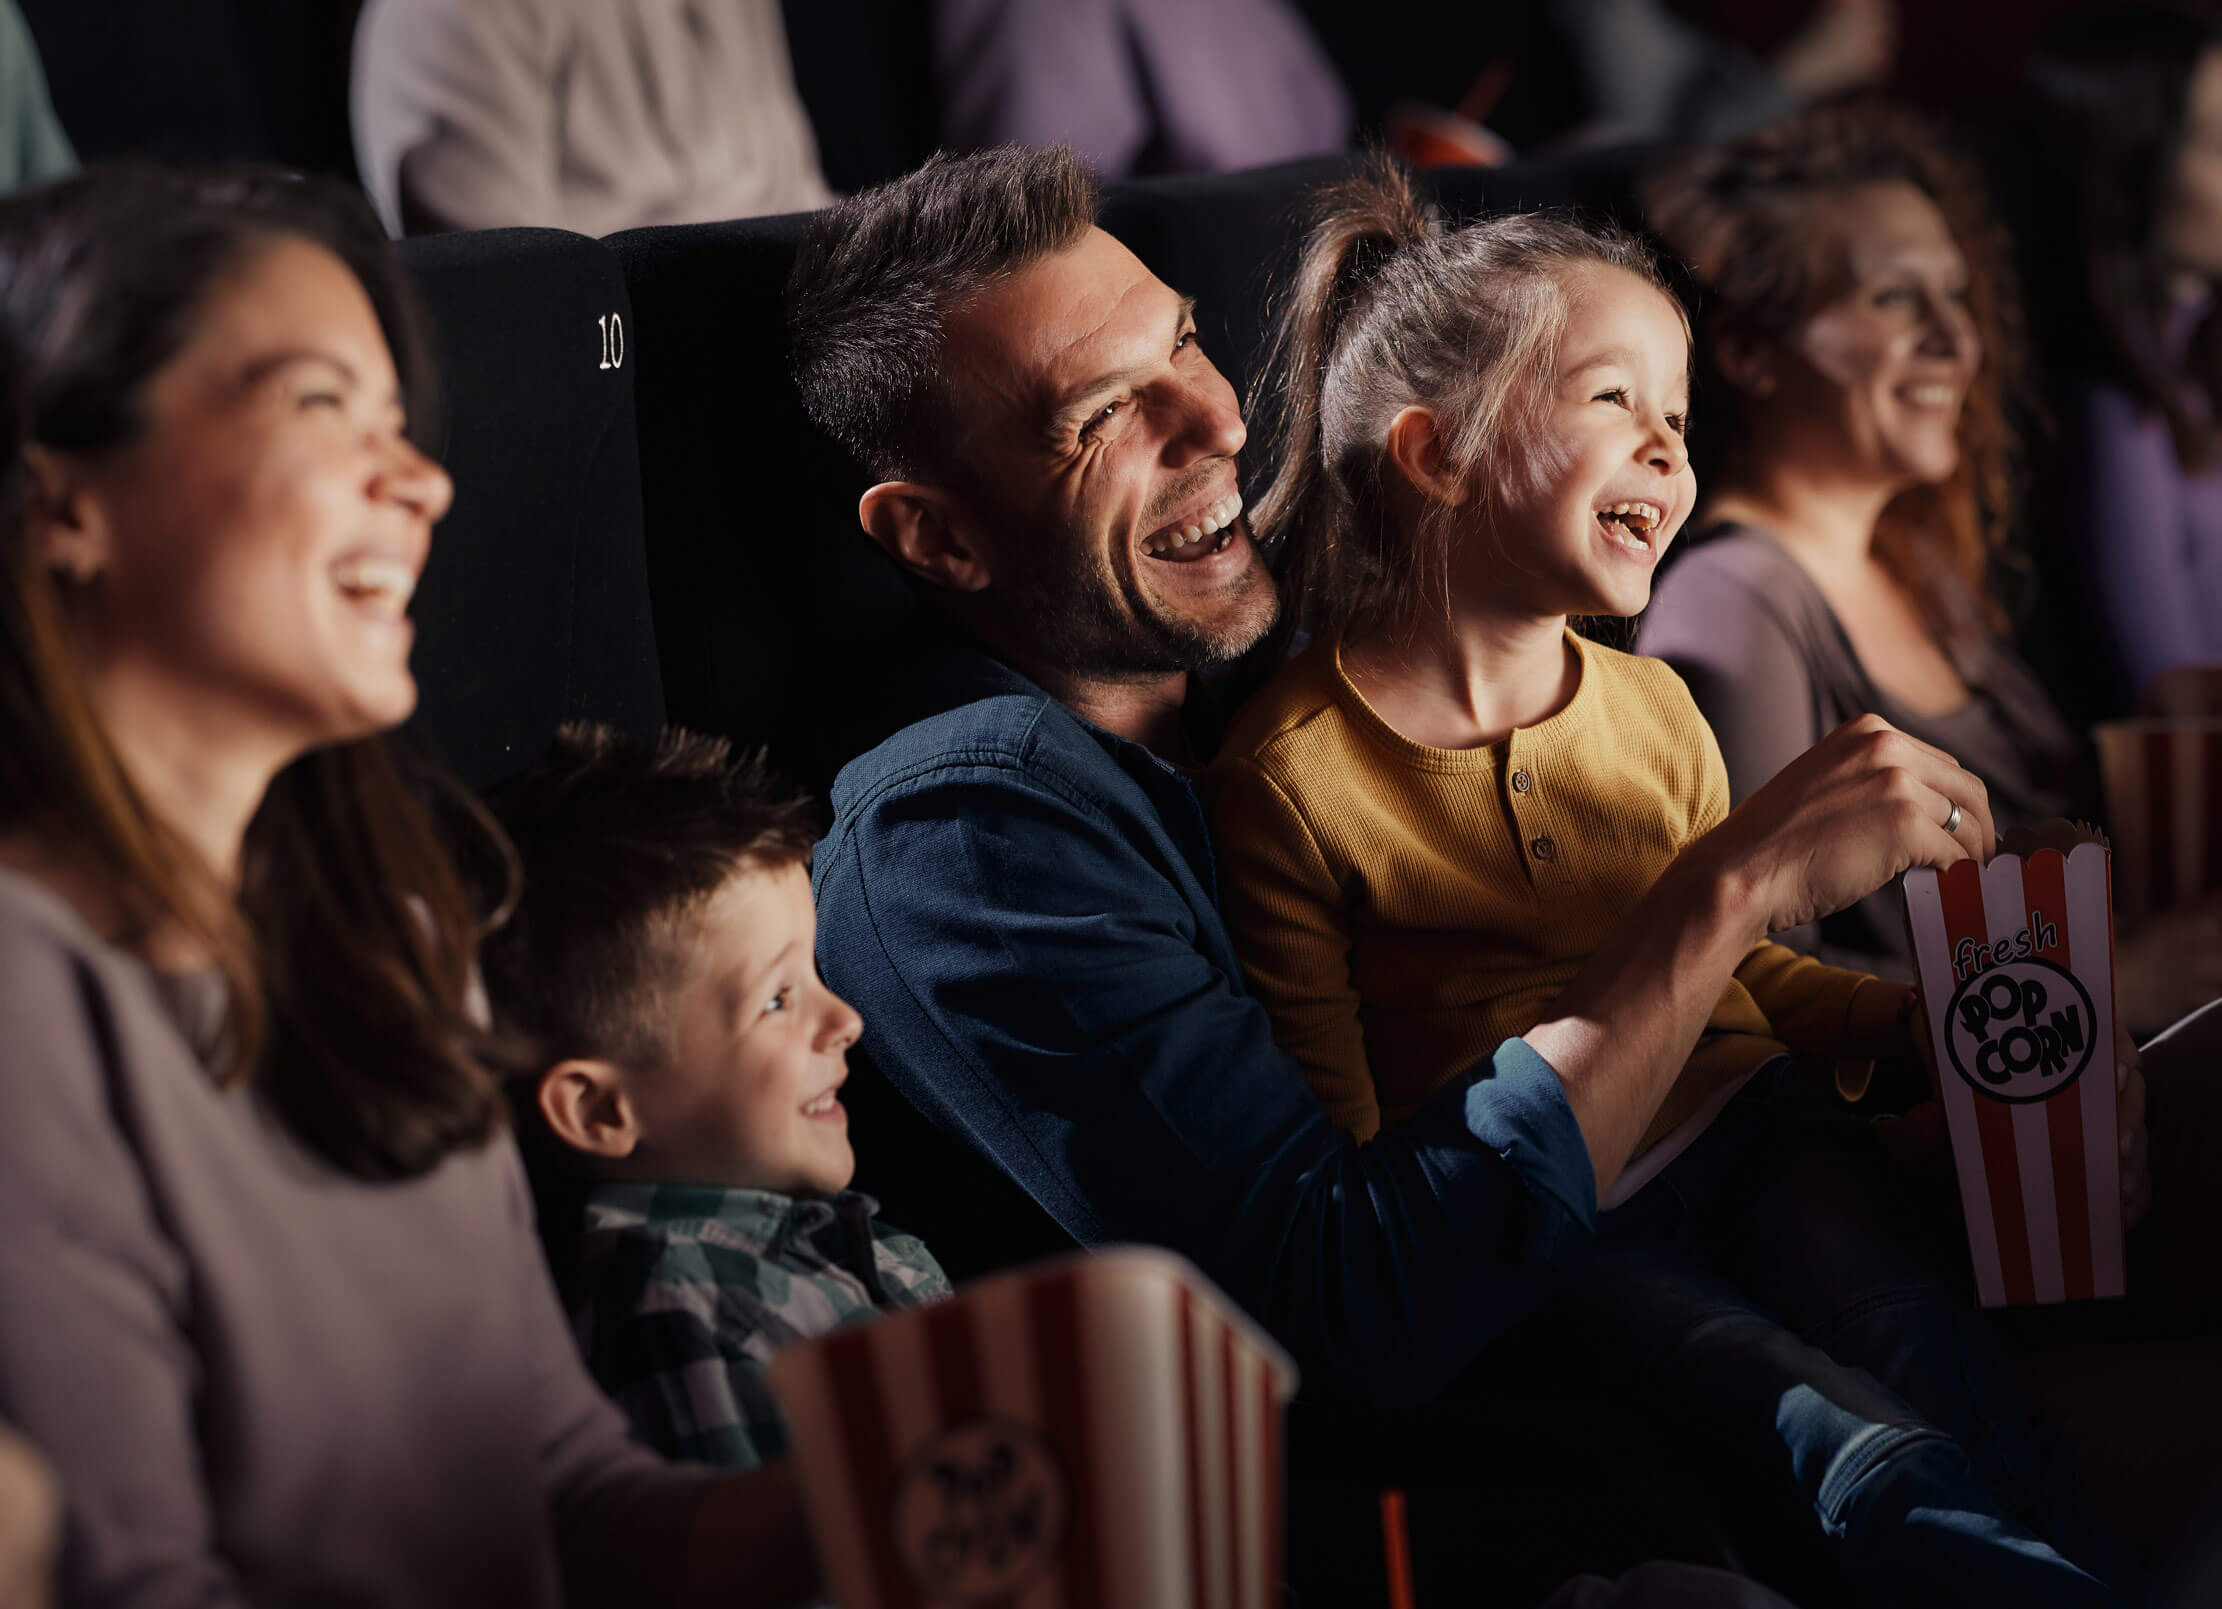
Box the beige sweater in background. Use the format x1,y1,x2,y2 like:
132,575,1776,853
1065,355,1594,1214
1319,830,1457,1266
352,0,835,236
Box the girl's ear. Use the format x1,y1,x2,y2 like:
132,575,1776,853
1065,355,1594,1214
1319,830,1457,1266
1384,405,1468,507
1712,331,1778,400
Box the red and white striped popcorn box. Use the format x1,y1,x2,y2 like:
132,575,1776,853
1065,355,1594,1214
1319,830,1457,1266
766,1246,1301,1609
2094,717,2222,922
1902,845,2124,1307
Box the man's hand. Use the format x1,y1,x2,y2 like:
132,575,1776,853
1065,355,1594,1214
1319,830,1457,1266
1698,715,1994,943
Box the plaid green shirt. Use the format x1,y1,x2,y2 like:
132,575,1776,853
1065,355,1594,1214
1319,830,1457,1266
571,1182,950,1469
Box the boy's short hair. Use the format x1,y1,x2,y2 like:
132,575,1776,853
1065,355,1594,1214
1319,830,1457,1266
480,722,820,1071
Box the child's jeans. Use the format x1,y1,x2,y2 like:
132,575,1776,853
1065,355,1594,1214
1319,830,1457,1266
1568,1059,2137,1609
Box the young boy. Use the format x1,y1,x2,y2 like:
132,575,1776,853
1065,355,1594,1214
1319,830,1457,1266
481,722,949,1470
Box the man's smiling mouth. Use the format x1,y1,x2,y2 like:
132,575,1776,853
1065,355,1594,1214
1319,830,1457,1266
1142,489,1242,561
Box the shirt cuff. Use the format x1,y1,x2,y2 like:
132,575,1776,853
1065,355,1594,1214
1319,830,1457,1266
1460,1037,1598,1237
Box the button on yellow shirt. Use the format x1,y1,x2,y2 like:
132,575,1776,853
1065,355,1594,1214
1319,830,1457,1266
1206,630,1905,1152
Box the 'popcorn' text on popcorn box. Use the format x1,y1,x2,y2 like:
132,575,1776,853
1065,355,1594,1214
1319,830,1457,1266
1902,844,2124,1308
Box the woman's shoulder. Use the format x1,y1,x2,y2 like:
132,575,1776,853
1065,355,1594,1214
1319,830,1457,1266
1643,525,1833,661
1653,523,1813,602
0,865,132,1008
0,869,179,1194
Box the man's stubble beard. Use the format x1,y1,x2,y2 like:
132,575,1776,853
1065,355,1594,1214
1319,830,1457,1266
1004,525,1279,683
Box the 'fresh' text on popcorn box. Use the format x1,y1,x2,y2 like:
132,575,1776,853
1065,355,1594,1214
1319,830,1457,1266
1902,845,2124,1308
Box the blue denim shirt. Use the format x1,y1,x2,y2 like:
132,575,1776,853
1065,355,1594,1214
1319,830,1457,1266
813,648,1598,1404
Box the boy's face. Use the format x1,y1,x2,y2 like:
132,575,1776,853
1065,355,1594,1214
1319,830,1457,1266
628,861,863,1195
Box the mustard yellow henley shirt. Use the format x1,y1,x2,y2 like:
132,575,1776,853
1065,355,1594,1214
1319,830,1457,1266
1206,630,1909,1153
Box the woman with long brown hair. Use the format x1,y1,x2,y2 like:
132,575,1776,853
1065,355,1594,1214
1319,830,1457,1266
1639,103,2222,1036
0,166,812,1608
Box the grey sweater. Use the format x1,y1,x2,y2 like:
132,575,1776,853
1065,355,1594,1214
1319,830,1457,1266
0,867,718,1608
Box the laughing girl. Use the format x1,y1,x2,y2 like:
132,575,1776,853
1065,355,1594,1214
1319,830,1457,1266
1208,162,2133,1607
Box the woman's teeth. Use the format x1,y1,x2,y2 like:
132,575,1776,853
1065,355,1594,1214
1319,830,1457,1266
332,556,417,613
1901,384,1957,407
1142,490,1243,557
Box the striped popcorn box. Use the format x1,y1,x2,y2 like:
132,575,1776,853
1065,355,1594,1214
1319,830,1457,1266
2094,717,2222,921
1902,844,2124,1307
767,1246,1300,1609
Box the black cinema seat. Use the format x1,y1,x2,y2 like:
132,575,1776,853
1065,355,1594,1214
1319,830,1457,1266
604,210,914,799
398,226,665,787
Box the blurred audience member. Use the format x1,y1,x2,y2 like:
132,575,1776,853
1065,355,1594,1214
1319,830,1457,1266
0,165,813,1608
933,0,1351,178
0,1426,54,1609
352,0,833,236
0,0,69,193
2025,6,2222,709
1542,0,1895,146
1639,107,2222,1035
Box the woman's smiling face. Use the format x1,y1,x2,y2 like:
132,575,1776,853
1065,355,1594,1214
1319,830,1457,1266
51,233,453,758
1767,180,1981,491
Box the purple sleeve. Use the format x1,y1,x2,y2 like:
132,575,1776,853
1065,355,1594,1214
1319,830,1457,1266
2067,383,2210,701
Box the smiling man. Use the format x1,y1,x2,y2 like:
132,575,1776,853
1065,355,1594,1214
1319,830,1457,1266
789,146,2009,1407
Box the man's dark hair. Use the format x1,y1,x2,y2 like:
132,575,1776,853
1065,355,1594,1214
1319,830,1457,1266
787,144,1098,480
479,722,820,1071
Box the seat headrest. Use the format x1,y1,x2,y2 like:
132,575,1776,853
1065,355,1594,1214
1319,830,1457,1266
398,226,664,787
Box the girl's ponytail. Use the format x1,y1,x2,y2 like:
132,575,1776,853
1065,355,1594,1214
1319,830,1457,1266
1249,156,1435,637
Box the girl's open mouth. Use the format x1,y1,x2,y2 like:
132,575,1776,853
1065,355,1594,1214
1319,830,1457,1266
1596,500,1663,558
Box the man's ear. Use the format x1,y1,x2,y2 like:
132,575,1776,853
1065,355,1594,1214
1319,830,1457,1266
23,445,111,587
536,1059,641,1161
1712,330,1778,400
858,482,993,593
1383,406,1468,508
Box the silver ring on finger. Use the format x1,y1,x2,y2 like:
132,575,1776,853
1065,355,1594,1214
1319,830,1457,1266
1943,802,1963,835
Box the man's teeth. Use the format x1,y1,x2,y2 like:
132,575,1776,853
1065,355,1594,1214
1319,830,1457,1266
332,556,417,609
1142,489,1243,556
800,1090,840,1117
